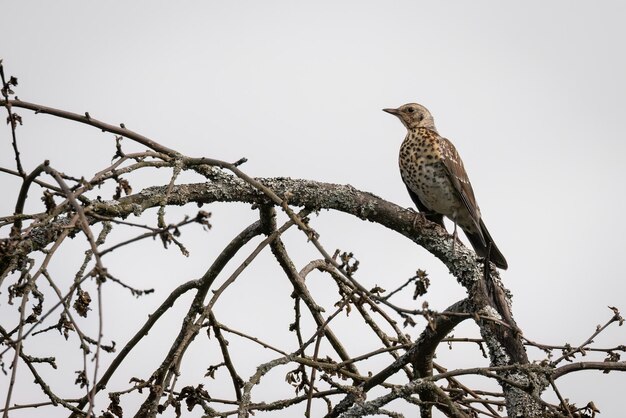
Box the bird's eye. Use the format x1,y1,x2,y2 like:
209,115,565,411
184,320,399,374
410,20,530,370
406,107,414,113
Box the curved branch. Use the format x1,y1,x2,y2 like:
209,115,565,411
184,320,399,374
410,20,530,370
2,174,479,277
552,361,626,380
0,174,484,332
11,161,49,234
411,299,472,418
1,99,179,156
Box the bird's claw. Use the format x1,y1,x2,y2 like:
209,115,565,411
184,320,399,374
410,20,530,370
409,209,428,230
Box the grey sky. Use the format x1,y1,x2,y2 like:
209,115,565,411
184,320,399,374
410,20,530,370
2,1,626,416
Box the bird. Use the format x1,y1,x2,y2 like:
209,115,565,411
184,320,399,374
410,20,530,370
383,103,508,269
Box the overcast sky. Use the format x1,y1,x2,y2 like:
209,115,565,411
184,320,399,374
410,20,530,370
2,2,626,417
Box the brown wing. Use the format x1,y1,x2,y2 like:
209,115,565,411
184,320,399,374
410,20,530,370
438,136,483,238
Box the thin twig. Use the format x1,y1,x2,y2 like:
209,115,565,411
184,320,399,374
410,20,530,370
552,313,621,365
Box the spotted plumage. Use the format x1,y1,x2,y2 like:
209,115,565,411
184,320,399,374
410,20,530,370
384,103,508,269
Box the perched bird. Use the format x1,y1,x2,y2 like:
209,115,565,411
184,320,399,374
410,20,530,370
383,103,508,269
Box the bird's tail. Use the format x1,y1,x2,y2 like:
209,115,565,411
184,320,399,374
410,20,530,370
464,219,508,270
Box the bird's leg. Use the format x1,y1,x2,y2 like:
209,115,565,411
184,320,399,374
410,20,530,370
451,221,458,254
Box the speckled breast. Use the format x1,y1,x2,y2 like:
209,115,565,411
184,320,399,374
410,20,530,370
399,130,460,218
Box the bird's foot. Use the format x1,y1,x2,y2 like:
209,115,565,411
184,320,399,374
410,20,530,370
409,209,428,230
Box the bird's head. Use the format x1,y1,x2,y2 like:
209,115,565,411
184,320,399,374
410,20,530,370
383,103,436,131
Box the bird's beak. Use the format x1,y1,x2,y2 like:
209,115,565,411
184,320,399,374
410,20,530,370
383,108,400,115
